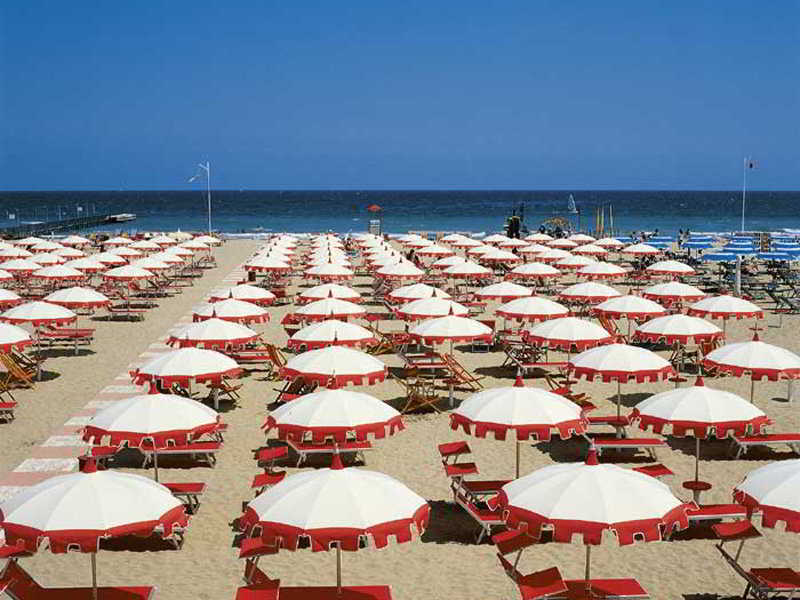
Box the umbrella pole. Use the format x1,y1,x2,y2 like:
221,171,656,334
336,545,342,595
750,379,755,403
91,553,98,600
584,545,591,590
515,441,520,479
616,380,621,418
153,448,159,482
695,436,700,481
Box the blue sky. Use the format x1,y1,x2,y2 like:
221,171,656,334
1,1,797,190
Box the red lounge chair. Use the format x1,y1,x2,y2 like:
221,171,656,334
0,401,17,422
590,436,667,460
162,482,206,514
586,415,631,438
285,439,372,466
497,555,569,600
731,433,800,458
0,555,156,599
632,464,674,480
237,563,393,600
713,520,800,599
140,441,222,467
455,488,504,543
251,472,286,495
438,441,478,479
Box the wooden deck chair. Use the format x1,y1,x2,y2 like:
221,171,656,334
391,369,442,413
0,353,35,388
273,376,317,403
596,315,623,342
264,343,287,380
442,353,485,391
544,373,595,411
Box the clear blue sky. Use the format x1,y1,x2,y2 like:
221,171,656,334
1,1,797,190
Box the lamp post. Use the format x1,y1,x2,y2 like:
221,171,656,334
189,161,212,233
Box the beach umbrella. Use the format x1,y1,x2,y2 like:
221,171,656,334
0,269,13,284
443,261,492,279
507,262,561,281
239,462,428,594
568,234,596,244
548,239,579,249
572,244,608,256
305,263,355,281
30,252,67,266
149,234,177,247
0,462,187,599
0,247,33,261
499,238,530,249
288,319,377,350
209,284,276,306
63,257,107,273
178,240,210,252
568,344,675,416
44,287,110,310
246,255,292,274
0,323,33,353
687,295,763,335
440,233,469,245
525,232,553,242
0,300,77,327
30,240,65,252
484,234,513,245
592,295,666,337
193,235,222,246
633,314,723,345
103,236,132,246
396,297,469,320
102,265,155,282
375,261,424,281
415,244,455,257
264,388,402,443
478,248,523,266
82,393,222,480
645,260,696,277
131,347,241,390
451,378,586,477
129,239,161,252
702,335,800,401
387,283,450,302
559,282,621,305
108,246,143,259
1,258,42,275
61,235,92,247
280,346,388,387
517,243,551,257
577,262,627,280
408,315,493,347
15,236,46,247
641,281,705,304
556,255,597,270
149,251,184,266
633,377,769,491
53,246,86,258
93,251,128,266
491,449,690,588
523,317,614,352
295,298,366,322
0,289,21,308
594,237,626,249
162,246,194,258
448,237,483,249
622,243,661,256
168,318,259,349
496,296,570,323
430,255,467,270
537,248,572,263
131,257,171,272
467,245,494,258
31,265,86,282
193,298,270,324
474,281,533,302
734,460,800,532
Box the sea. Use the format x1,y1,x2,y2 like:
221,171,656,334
0,190,798,237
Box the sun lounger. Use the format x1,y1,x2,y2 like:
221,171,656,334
731,433,800,458
438,441,478,479
0,555,156,599
272,376,317,403
632,463,674,480
687,503,749,523
455,488,504,543
251,471,286,495
591,436,667,460
285,438,372,466
442,353,485,391
140,441,222,467
460,479,511,498
107,305,147,321
39,326,94,354
0,401,16,422
162,481,206,514
586,414,631,437
496,556,568,600
0,353,35,388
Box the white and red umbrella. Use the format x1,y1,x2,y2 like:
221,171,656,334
305,263,355,281
523,317,614,352
687,295,763,333
61,235,92,247
559,282,621,305
131,257,171,272
577,262,627,280
536,248,572,263
595,237,625,249
103,236,132,247
209,284,276,306
168,318,259,349
0,289,21,308
622,243,661,256
431,255,467,270
375,261,424,281
479,248,523,266
129,239,161,252
702,335,800,401
44,287,110,310
633,377,769,484
483,234,513,246
30,240,64,253
53,247,86,258
415,244,454,258
149,234,177,247
572,244,608,257
239,462,428,592
193,299,270,324
1,258,42,275
246,256,292,274
288,319,377,350
1,301,77,327
498,238,530,249
443,261,492,280
131,347,241,390
388,283,450,302
507,262,561,281
0,323,33,353
633,314,723,345
280,346,387,386
734,461,800,532
547,238,578,249
396,297,469,320
556,255,596,270
102,265,155,282
193,235,222,246
30,252,67,266
178,240,210,252
474,281,532,302
495,296,570,323
0,247,32,260
0,269,14,283
451,378,586,476
525,232,553,242
162,246,194,259
408,315,493,346
108,246,143,259
298,283,361,304
642,281,705,304
93,251,127,266
517,243,550,257
31,265,86,282
295,298,366,322
264,388,402,443
568,234,596,244
568,344,675,416
592,295,666,321
645,260,696,277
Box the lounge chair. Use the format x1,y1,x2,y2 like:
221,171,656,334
438,441,479,480
455,487,505,542
272,376,317,404
632,463,674,480
544,374,595,411
731,433,800,458
0,400,17,422
0,353,36,388
140,441,222,468
251,446,288,495
205,377,242,410
162,481,206,514
589,435,667,460
286,438,372,466
38,325,94,355
442,353,485,391
393,370,441,413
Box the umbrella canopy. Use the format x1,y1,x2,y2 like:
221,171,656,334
396,297,469,320
31,265,86,281
0,289,21,307
265,388,403,442
53,247,86,258
594,237,626,248
443,261,492,279
298,283,362,304
295,298,366,322
568,234,597,244
83,393,221,448
687,295,763,320
0,467,186,553
31,252,67,266
168,318,259,349
61,235,92,246
44,287,110,309
281,346,388,386
103,236,132,246
102,265,155,282
536,249,572,263
642,282,705,303
734,460,800,532
209,284,276,306
525,233,553,242
0,323,33,352
592,295,666,320
64,258,106,273
128,239,160,251
108,246,143,259
572,244,608,256
478,248,523,265
507,262,561,280
31,240,65,252
430,255,467,270
474,281,533,302
559,282,621,304
483,234,513,245
375,261,424,281
518,243,550,256
245,256,292,273
577,262,628,280
93,251,128,266
193,299,270,324
387,283,450,302
131,347,241,388
415,244,455,257
288,319,377,350
645,260,696,277
622,243,661,256
523,317,614,351
548,239,578,249
569,344,675,384
0,269,13,282
633,314,723,345
556,255,597,270
408,316,493,345
496,296,570,322
1,258,42,274
305,263,355,281
702,335,800,381
0,301,77,327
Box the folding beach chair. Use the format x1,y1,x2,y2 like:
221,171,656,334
442,353,485,391
392,369,441,413
0,353,35,388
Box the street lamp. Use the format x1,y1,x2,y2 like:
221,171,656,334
189,161,212,233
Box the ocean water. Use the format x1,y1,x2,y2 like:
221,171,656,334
0,190,798,237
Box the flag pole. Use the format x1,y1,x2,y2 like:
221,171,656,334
741,156,747,233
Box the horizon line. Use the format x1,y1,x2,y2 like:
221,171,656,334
1,188,798,194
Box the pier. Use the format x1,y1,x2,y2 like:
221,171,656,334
0,214,135,239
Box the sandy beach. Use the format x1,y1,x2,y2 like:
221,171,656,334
1,237,799,600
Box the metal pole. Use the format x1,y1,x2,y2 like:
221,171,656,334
336,545,342,594
741,157,747,233
515,441,520,479
91,553,98,600
584,545,591,589
695,436,700,481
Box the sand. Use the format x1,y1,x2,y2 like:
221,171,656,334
1,238,799,600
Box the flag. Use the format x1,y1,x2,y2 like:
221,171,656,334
746,158,758,169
